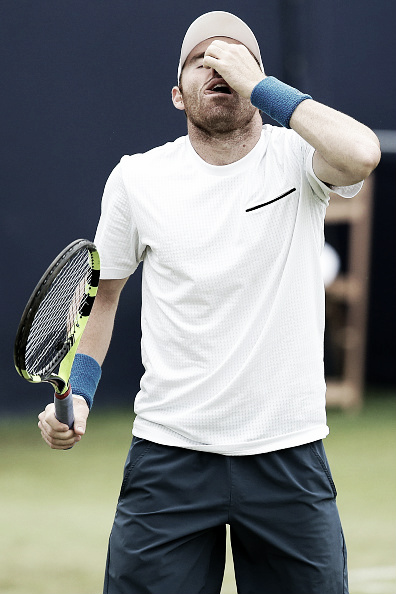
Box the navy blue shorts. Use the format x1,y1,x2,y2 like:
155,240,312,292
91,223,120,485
104,438,348,594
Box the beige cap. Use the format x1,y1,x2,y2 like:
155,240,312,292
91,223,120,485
177,11,264,82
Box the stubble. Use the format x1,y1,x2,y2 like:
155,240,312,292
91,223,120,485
179,83,258,138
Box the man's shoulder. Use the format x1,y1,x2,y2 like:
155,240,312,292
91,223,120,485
262,123,310,163
120,135,187,169
263,123,303,145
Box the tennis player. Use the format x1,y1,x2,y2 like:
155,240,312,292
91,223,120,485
38,11,381,594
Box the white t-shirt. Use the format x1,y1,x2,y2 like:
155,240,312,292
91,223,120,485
94,125,362,455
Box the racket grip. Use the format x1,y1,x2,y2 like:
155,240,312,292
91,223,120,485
54,385,75,429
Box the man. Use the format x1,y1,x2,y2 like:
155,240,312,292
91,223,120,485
38,11,380,594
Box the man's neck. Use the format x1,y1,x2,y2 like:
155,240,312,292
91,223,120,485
187,113,263,166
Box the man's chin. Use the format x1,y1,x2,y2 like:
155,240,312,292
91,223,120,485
188,109,242,135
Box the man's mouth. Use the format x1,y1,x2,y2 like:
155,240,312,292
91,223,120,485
210,84,232,95
205,80,232,95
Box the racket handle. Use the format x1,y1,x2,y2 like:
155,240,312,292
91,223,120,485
54,385,75,429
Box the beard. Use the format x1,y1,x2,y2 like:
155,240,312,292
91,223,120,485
180,84,258,137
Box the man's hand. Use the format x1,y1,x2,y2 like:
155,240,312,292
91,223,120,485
203,40,265,99
38,396,89,450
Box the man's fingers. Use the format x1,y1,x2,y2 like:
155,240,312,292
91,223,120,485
37,397,89,449
204,39,227,55
203,40,265,99
71,397,89,436
38,421,78,449
38,417,73,439
203,41,224,68
39,427,78,449
38,404,77,449
204,39,235,65
202,55,218,72
38,405,69,431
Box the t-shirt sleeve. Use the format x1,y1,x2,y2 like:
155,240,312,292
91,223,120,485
94,162,145,279
305,146,364,204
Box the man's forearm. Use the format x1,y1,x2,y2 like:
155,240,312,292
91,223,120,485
77,278,128,365
289,99,381,186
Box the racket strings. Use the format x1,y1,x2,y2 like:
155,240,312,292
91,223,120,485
25,249,93,376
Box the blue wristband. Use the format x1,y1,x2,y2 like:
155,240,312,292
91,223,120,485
69,353,102,410
251,76,312,128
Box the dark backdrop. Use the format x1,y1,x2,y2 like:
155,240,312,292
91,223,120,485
2,0,395,415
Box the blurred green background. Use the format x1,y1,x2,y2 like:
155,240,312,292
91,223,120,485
1,391,395,594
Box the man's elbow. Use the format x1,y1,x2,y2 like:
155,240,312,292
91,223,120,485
355,138,381,180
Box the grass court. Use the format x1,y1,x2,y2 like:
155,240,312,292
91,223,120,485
1,391,395,594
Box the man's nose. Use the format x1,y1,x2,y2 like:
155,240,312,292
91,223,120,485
207,68,220,78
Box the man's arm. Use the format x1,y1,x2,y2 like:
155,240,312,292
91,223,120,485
289,100,380,187
38,277,128,449
203,40,381,185
77,277,129,365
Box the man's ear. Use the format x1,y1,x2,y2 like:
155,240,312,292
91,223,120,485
172,86,185,111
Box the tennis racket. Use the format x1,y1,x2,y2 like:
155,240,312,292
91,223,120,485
14,239,100,429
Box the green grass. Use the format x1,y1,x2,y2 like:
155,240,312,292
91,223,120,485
0,408,132,594
325,392,396,571
0,392,395,594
